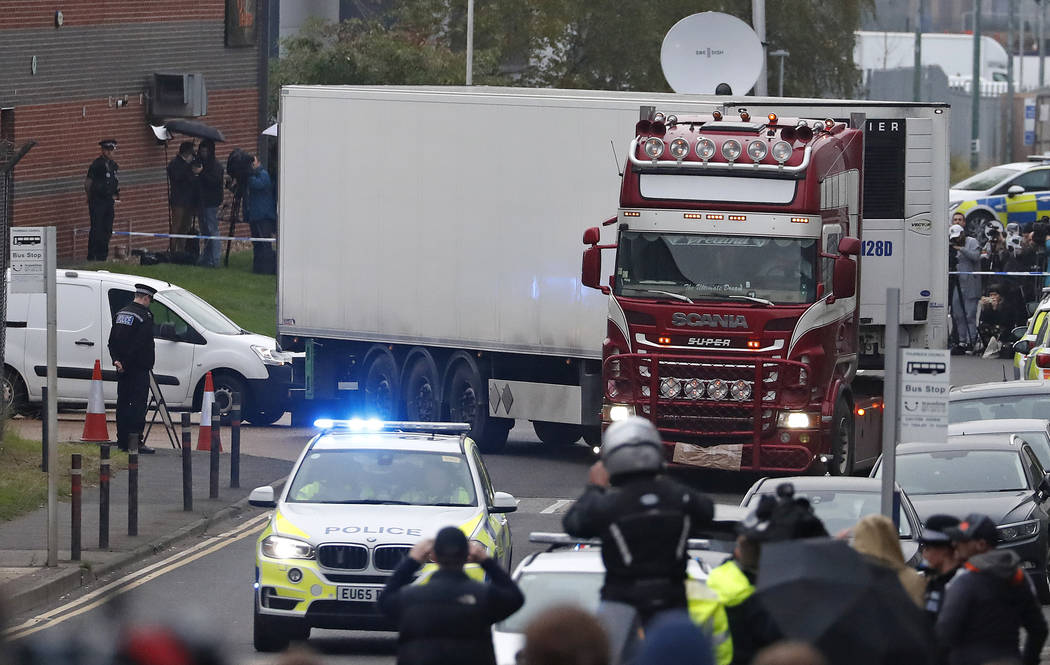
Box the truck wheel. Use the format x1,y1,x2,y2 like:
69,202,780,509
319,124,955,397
404,355,440,422
533,421,583,446
829,398,855,476
363,352,400,420
247,408,285,426
211,373,247,419
1,368,27,418
447,362,510,453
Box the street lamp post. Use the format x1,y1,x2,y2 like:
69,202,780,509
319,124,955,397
770,49,790,97
465,0,474,86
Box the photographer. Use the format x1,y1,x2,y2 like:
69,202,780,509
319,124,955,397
950,223,981,353
979,285,1019,357
244,154,277,275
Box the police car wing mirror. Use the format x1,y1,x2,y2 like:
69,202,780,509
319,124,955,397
248,485,276,508
491,491,517,514
1012,326,1029,341
1014,339,1032,355
832,257,857,300
838,236,861,256
1008,185,1025,197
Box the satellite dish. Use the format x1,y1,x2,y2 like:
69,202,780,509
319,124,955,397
661,12,764,95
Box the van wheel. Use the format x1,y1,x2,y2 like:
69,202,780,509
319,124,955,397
211,373,247,419
829,398,855,476
1,368,27,418
404,355,440,422
363,352,400,420
533,421,583,446
447,361,511,453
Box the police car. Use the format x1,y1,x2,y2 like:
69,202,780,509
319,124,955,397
1014,289,1050,379
247,419,517,652
950,157,1050,236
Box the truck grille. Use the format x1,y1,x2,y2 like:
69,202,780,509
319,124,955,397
317,544,368,570
373,546,412,571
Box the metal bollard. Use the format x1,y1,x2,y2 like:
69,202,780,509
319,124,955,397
230,393,241,489
71,453,82,561
41,386,48,472
128,433,138,537
99,444,110,549
210,411,220,499
181,412,192,511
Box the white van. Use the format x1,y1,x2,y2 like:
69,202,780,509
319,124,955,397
3,270,295,424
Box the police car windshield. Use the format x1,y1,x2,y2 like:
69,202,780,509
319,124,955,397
160,289,241,335
497,571,604,633
953,166,1019,191
615,232,817,305
286,449,477,506
744,491,912,537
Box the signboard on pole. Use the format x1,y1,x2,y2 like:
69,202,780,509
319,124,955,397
899,349,951,443
10,226,46,293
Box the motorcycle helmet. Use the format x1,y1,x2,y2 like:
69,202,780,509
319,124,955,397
601,416,664,480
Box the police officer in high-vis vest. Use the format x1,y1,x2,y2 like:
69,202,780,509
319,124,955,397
84,139,120,261
107,284,157,454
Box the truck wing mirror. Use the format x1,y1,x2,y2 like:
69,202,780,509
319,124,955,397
838,236,861,256
832,257,857,299
583,226,601,245
582,247,610,294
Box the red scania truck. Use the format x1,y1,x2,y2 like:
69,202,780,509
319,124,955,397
583,104,948,474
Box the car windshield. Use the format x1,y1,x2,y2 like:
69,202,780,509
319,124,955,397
615,232,817,305
161,289,242,335
497,571,604,633
950,432,1050,469
286,449,477,506
953,166,1019,191
950,395,1050,426
744,490,912,537
890,450,1028,494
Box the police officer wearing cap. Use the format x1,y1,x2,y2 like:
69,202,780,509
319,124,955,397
84,139,120,261
107,284,157,454
379,526,524,665
917,514,961,622
936,513,1047,665
563,416,715,624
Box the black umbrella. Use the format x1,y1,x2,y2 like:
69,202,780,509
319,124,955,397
163,119,226,142
756,538,933,665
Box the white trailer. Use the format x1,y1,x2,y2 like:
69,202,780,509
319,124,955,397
854,30,1010,83
277,86,949,451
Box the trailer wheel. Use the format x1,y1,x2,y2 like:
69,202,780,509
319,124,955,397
447,361,510,453
829,397,855,476
363,352,400,420
404,355,441,422
533,421,583,446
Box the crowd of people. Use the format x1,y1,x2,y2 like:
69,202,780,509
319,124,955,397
83,136,277,274
949,210,1050,356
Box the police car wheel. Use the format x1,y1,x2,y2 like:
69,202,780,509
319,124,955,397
253,602,308,652
828,398,854,477
965,210,995,240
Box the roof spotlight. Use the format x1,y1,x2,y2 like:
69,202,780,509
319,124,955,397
696,137,716,161
721,139,742,162
669,137,690,161
771,140,793,163
644,137,665,160
747,140,768,162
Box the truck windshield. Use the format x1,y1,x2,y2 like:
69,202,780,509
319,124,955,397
615,232,817,305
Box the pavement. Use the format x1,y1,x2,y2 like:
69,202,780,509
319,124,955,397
0,411,293,618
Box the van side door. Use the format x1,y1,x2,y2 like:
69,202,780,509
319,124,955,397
24,280,102,402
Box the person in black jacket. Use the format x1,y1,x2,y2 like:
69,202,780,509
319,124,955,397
167,141,197,257
918,514,961,623
84,139,120,261
195,139,224,268
107,284,157,454
379,526,523,665
936,513,1047,665
563,416,714,624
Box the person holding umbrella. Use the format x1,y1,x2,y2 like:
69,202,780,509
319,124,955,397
936,514,1047,665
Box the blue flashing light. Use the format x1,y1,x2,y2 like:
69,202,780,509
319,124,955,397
311,419,472,435
313,418,335,429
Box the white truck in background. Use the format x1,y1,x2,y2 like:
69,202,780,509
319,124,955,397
855,30,1010,84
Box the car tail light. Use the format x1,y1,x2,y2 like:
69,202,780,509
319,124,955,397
1037,353,1050,368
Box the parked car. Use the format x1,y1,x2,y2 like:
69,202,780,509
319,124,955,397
950,158,1050,236
739,476,923,565
949,380,1050,426
872,437,1050,600
949,419,1050,468
1011,291,1050,378
2,269,295,423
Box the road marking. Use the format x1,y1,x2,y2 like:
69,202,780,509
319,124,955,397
4,512,270,641
540,499,572,514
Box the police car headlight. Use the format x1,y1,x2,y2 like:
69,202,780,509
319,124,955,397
252,344,290,366
262,535,315,560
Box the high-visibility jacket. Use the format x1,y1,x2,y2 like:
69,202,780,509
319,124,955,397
687,576,733,665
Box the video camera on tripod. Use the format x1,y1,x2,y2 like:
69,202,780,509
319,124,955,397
221,148,255,266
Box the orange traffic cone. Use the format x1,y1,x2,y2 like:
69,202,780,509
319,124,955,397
196,371,221,451
81,359,111,442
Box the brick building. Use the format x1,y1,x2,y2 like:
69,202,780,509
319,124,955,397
0,0,269,259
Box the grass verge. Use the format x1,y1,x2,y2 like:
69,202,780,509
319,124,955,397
0,427,129,522
69,249,277,337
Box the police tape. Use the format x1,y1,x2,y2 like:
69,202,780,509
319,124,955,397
949,271,1050,276
111,231,277,243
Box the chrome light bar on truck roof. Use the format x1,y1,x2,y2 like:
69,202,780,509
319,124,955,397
627,137,813,174
313,418,471,434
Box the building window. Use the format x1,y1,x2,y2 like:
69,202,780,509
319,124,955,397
226,0,257,47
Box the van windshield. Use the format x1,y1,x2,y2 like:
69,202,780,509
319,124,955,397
161,289,242,335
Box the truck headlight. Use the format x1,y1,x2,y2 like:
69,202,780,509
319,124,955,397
252,344,291,366
997,520,1039,542
261,535,315,560
604,404,635,422
777,411,812,428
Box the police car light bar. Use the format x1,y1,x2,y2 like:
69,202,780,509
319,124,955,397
529,532,713,551
313,419,472,434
